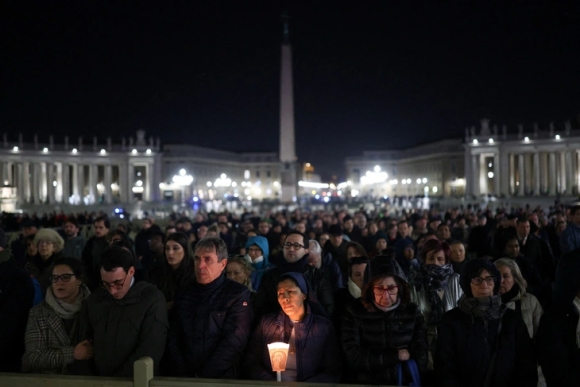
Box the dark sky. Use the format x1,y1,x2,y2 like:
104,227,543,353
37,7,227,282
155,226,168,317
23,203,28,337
1,2,579,179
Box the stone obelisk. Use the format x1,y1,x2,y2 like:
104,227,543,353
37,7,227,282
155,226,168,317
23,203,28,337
279,11,298,203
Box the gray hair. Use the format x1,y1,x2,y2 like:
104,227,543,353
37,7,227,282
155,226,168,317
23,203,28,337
194,236,228,261
33,229,65,253
308,240,322,255
494,258,528,296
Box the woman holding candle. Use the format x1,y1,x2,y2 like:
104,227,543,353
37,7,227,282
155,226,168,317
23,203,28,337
245,272,341,382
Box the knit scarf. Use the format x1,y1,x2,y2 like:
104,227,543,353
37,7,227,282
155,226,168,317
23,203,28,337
419,263,455,325
45,284,90,320
373,298,400,312
458,294,506,321
347,278,361,299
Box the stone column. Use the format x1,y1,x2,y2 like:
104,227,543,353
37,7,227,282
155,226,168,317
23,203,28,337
47,163,55,204
128,163,135,201
104,164,113,204
77,164,85,203
559,151,567,194
509,154,515,195
23,162,31,203
3,162,13,186
494,153,501,195
540,153,548,194
89,164,98,204
119,163,129,203
144,163,151,201
566,151,576,195
533,153,540,196
517,154,525,196
471,154,480,195
549,152,557,195
55,163,63,203
62,163,70,203
16,163,25,205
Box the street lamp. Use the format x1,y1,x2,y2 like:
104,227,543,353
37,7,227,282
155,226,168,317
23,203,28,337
172,169,194,206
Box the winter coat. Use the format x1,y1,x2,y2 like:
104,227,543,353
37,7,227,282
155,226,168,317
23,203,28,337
435,307,537,387
61,235,86,260
504,292,543,338
0,250,35,372
245,308,341,382
321,252,344,293
411,273,463,326
77,281,168,377
166,274,253,379
254,256,334,321
22,301,82,373
341,299,428,384
245,236,271,290
560,222,580,255
81,236,109,290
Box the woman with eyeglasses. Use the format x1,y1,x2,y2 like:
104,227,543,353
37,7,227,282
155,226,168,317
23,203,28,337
25,229,65,296
22,256,92,373
434,259,537,387
340,258,427,384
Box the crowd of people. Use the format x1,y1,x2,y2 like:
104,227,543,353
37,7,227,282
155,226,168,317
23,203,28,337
1,202,580,386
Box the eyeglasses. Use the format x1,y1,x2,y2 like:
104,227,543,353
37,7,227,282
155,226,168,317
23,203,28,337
38,240,54,246
101,273,129,290
51,273,75,283
283,242,305,250
373,285,399,296
248,247,262,253
471,276,496,286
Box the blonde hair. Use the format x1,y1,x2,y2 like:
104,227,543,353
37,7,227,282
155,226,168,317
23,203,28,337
494,258,528,296
33,228,65,253
226,256,254,292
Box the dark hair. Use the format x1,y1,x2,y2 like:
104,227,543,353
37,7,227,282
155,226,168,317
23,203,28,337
516,217,529,225
94,216,110,229
448,239,464,247
23,234,36,247
420,239,451,263
361,272,410,311
157,232,196,300
571,205,580,216
397,220,408,227
348,256,370,278
285,230,308,247
64,218,80,229
346,241,366,257
52,256,84,281
100,246,135,272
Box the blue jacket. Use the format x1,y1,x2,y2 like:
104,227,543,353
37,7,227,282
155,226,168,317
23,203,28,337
167,274,253,379
245,236,271,290
560,222,580,255
245,307,341,382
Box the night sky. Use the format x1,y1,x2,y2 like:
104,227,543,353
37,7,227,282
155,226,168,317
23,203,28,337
1,2,579,179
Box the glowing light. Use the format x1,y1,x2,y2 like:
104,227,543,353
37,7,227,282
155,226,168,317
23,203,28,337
135,180,143,187
99,149,106,155
179,169,186,176
52,181,57,187
488,138,494,144
132,187,144,193
43,147,49,153
424,186,429,192
12,146,18,151
351,189,360,197
416,178,421,184
72,148,77,154
524,137,530,142
273,181,280,187
360,170,388,185
473,139,478,144
488,172,494,178
311,190,316,195
323,196,330,203
244,189,250,195
146,149,152,154
556,134,561,140
433,186,438,193
298,181,330,189
374,165,381,172
132,149,138,154
206,181,212,187
422,178,428,183
488,163,492,167
232,182,237,187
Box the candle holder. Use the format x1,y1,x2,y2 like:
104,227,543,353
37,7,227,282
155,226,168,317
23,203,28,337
267,342,290,382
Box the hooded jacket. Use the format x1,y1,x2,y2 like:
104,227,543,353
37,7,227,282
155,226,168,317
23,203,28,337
77,281,168,377
245,236,271,290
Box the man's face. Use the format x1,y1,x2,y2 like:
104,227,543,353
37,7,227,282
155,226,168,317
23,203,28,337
283,234,308,263
398,223,409,238
197,226,208,239
330,234,343,247
63,222,78,238
416,218,427,230
307,248,322,269
149,235,164,254
259,222,270,235
294,222,306,234
100,266,135,300
343,219,354,232
437,225,451,241
314,219,323,229
516,221,530,239
355,215,366,229
528,214,539,226
218,224,228,234
94,221,109,238
194,247,227,284
403,246,415,260
449,243,465,263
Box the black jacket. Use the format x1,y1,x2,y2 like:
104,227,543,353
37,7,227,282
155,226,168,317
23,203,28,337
435,307,537,387
341,299,428,384
166,274,253,379
0,251,35,372
81,236,109,291
77,281,169,377
253,255,334,321
245,308,341,382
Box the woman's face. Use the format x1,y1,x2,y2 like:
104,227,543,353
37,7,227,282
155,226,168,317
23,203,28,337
247,244,263,261
470,269,495,298
51,264,81,304
350,263,367,290
26,241,37,257
369,223,378,235
319,234,329,247
38,239,56,259
346,246,357,259
372,276,399,308
376,239,387,251
226,262,248,285
277,279,306,319
425,249,446,266
165,240,185,269
498,265,514,295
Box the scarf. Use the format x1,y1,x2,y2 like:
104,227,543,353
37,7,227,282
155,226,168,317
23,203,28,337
347,278,361,299
419,263,455,325
45,284,90,320
500,284,521,304
373,298,401,312
458,294,506,321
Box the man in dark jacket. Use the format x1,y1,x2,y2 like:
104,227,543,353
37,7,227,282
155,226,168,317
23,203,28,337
81,216,110,290
307,239,343,293
255,231,334,321
61,218,86,259
0,228,35,372
167,236,253,379
77,246,168,377
536,248,580,386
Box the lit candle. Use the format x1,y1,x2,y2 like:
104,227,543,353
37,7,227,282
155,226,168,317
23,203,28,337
267,342,290,381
